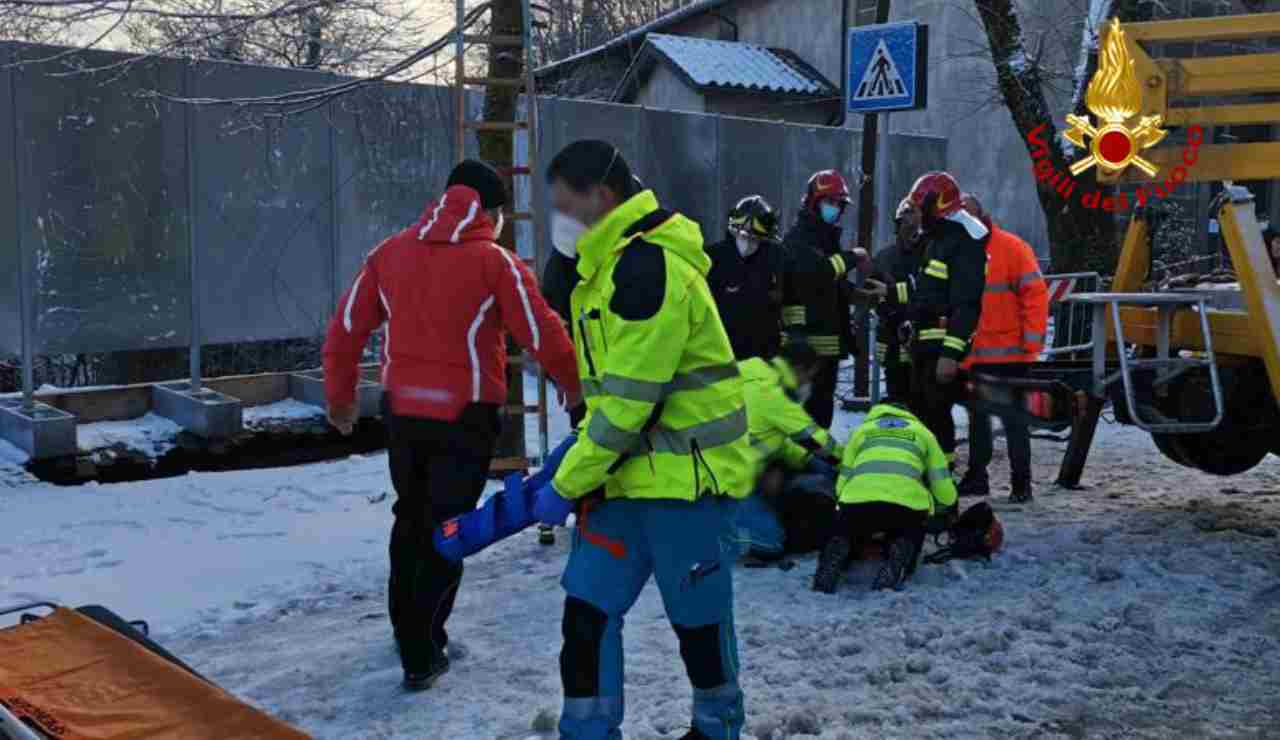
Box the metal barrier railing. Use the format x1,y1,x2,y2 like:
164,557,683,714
1042,271,1102,358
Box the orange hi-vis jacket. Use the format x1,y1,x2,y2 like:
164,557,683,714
963,224,1049,368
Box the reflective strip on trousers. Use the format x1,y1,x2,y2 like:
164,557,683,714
925,259,948,279
562,695,624,720
829,254,847,277
838,460,923,480
917,328,946,341
581,364,739,402
896,281,909,303
781,306,806,325
588,407,749,456
943,336,968,352
692,682,744,728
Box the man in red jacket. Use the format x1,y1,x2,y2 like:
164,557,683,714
958,193,1048,503
323,160,581,691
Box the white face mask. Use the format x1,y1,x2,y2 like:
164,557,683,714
795,382,813,403
551,210,587,258
735,235,759,258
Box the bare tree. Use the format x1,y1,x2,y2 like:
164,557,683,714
121,0,436,73
966,0,1237,271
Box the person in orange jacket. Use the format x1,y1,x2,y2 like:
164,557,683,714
957,193,1048,503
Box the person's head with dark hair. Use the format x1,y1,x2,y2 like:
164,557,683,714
447,159,508,234
546,140,640,229
778,342,821,400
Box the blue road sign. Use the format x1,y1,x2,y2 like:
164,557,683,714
847,21,928,114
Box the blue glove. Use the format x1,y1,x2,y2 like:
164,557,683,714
533,481,576,527
525,432,578,493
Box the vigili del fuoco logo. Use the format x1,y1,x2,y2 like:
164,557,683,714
1025,18,1202,212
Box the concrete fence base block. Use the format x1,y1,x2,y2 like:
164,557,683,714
0,399,78,460
289,370,383,418
151,382,243,439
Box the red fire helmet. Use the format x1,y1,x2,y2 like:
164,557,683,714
803,169,853,211
907,171,963,224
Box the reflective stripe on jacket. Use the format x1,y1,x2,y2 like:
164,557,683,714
836,404,958,514
552,190,753,502
740,357,844,478
963,224,1050,368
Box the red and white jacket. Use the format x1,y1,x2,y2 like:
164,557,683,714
323,185,580,421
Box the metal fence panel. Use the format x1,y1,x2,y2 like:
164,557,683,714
549,99,645,177
885,132,947,245
0,47,19,357
13,49,190,355
718,116,787,236
638,109,719,243
189,62,335,345
332,83,456,297
783,123,856,238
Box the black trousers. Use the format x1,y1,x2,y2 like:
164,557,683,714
881,344,912,405
832,501,929,576
386,402,499,673
909,350,961,462
968,408,1031,480
804,357,840,429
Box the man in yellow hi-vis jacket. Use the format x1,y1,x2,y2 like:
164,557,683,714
531,140,752,740
734,343,844,558
812,403,957,594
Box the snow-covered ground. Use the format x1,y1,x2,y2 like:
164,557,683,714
4,377,1280,739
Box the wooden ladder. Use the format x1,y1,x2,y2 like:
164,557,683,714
454,0,549,472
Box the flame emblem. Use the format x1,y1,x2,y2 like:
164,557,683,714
1064,19,1166,177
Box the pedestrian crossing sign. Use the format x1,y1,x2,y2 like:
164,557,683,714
847,21,928,113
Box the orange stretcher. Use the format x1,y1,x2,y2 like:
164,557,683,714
0,603,310,740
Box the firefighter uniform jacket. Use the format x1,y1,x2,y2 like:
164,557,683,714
551,190,753,502
962,224,1049,368
871,240,921,367
740,357,844,477
705,236,784,360
884,212,989,361
837,404,958,514
779,214,854,358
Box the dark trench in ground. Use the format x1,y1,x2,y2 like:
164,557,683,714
23,418,400,486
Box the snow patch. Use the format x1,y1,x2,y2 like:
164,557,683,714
77,413,182,456
243,399,326,427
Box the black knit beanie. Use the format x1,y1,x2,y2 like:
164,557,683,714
447,159,507,209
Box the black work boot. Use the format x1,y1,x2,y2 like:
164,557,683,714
957,470,990,498
403,647,450,692
872,537,915,591
1010,476,1033,503
538,524,556,546
813,536,852,594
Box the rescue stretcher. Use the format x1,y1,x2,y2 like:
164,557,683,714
0,601,310,740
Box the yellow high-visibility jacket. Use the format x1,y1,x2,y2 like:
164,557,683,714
740,357,843,478
552,190,753,501
837,404,957,514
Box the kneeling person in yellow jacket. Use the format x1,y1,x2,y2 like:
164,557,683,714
736,342,845,559
812,403,957,593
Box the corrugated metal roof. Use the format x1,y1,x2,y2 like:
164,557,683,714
642,34,835,96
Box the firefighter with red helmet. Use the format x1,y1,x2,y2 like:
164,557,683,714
884,171,988,469
779,169,869,427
